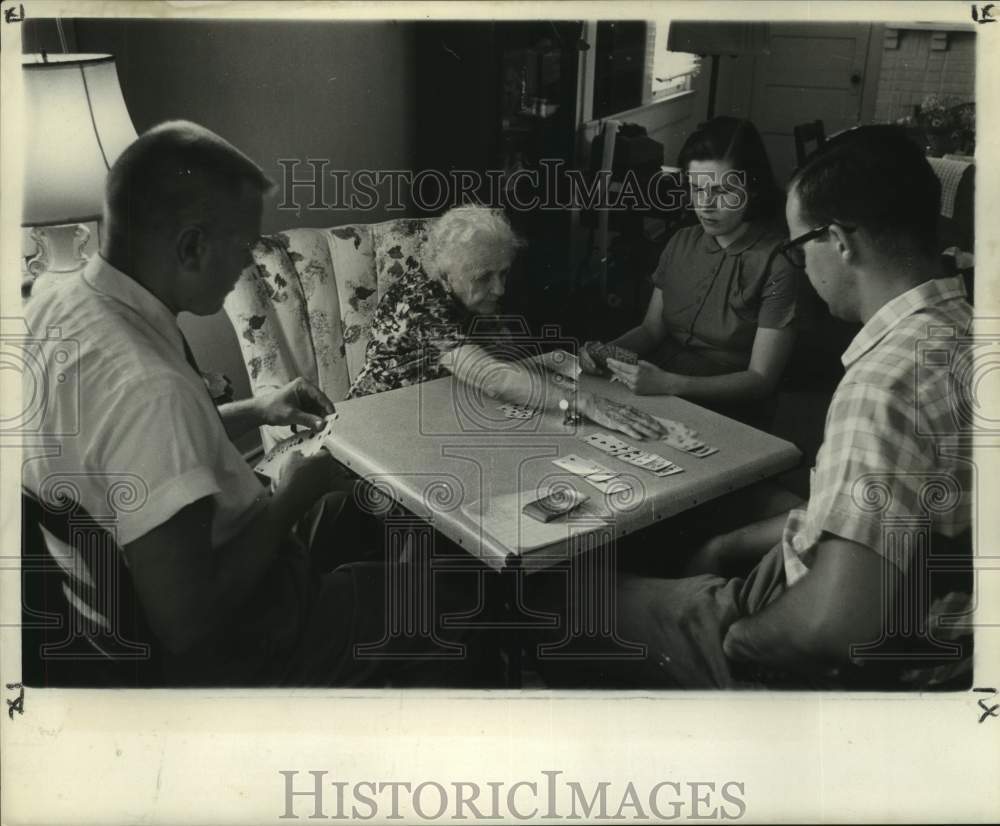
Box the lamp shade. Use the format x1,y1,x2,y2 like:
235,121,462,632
23,54,137,226
666,23,770,56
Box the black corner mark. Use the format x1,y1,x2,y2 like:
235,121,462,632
6,682,24,719
974,687,999,723
972,3,997,22
3,3,25,23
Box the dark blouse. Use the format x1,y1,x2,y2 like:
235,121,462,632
650,221,800,376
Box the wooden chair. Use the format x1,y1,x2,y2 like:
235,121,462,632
793,120,827,168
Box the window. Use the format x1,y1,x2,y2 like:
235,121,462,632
592,21,701,119
648,22,701,100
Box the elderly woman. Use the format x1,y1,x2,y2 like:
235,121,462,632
348,206,664,440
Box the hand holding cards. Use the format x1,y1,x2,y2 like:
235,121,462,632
254,412,340,478
584,341,639,372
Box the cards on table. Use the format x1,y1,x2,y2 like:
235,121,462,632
254,412,339,478
499,403,537,419
653,416,719,458
551,454,633,494
585,341,639,370
576,436,685,478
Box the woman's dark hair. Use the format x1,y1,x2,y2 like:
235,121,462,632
676,117,782,221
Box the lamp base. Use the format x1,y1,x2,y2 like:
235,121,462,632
25,223,92,281
23,224,93,298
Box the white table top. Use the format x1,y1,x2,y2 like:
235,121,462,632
324,369,801,571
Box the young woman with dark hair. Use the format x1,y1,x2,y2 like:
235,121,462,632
582,117,803,424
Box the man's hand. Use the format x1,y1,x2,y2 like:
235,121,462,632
579,341,604,376
578,392,665,440
277,450,343,503
257,378,336,431
606,358,687,396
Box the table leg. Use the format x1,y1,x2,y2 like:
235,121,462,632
354,514,465,661
537,529,647,661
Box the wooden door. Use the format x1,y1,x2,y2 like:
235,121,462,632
749,23,874,183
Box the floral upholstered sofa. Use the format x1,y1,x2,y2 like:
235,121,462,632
223,217,432,449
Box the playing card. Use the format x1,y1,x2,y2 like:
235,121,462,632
655,416,699,441
583,475,632,496
661,432,704,451
300,413,339,456
688,444,719,458
586,341,638,370
552,454,610,478
254,412,339,477
623,451,659,467
654,464,685,477
604,344,639,366
583,433,617,453
500,403,536,419
522,489,589,523
653,416,718,456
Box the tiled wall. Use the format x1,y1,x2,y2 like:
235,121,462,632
874,29,976,123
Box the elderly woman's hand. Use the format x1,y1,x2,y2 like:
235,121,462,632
577,392,665,441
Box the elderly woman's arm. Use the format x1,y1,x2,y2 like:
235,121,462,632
441,344,665,440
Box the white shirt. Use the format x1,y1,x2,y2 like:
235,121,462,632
23,255,265,547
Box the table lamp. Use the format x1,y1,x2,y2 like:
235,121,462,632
22,54,137,284
666,23,770,118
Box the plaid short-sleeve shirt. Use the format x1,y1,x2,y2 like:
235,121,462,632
782,277,973,585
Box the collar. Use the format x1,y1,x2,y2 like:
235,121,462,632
842,276,968,368
699,219,771,257
82,255,187,359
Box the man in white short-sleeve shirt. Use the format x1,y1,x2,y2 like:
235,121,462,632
22,121,377,685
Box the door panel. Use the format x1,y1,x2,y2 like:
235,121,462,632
749,23,872,183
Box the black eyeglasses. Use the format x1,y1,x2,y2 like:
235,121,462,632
777,222,857,268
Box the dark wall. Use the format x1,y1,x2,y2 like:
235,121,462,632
72,18,418,232
22,17,419,419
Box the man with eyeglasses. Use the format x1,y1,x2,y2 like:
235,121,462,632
559,125,973,689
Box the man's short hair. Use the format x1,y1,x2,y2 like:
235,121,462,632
790,125,941,257
104,120,274,238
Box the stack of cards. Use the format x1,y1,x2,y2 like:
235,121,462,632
254,412,340,478
654,416,719,458
499,403,537,419
585,341,639,370
580,433,684,477
522,488,589,523
552,454,632,494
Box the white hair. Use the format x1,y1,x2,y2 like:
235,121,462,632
424,206,524,284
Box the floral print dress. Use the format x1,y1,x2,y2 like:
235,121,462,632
347,267,472,398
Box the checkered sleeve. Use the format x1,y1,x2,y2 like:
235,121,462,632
804,380,929,570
